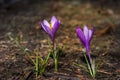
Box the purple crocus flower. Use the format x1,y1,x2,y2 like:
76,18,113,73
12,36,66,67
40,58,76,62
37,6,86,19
76,25,94,61
40,16,60,46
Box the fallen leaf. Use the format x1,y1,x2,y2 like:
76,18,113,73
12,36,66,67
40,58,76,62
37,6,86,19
96,23,115,37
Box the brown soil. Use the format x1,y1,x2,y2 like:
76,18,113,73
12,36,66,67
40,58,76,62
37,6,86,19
0,0,120,80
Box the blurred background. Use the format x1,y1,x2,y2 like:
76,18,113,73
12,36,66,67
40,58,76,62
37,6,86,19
0,0,120,79
0,0,120,38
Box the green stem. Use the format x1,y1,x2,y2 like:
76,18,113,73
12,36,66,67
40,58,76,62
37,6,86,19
35,51,39,80
16,38,35,65
25,51,36,65
83,53,93,77
54,57,58,72
48,38,58,72
53,48,58,72
45,52,51,64
39,51,51,75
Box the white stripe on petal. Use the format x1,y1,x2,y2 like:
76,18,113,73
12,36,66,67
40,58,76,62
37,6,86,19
40,22,47,32
43,20,50,28
83,25,89,40
51,16,57,27
89,30,92,40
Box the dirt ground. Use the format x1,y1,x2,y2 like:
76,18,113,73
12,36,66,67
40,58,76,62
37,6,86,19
0,0,120,80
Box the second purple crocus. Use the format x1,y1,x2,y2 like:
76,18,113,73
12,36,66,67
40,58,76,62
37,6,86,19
76,25,94,62
40,16,60,46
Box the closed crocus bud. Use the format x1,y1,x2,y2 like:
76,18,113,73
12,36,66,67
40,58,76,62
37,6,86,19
76,25,94,61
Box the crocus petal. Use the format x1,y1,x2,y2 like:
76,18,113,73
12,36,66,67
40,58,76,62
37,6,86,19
76,25,94,63
52,20,60,34
43,20,50,28
83,25,89,41
40,16,60,46
40,22,47,32
89,28,94,43
89,30,92,40
76,27,86,47
51,16,58,27
40,22,53,38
